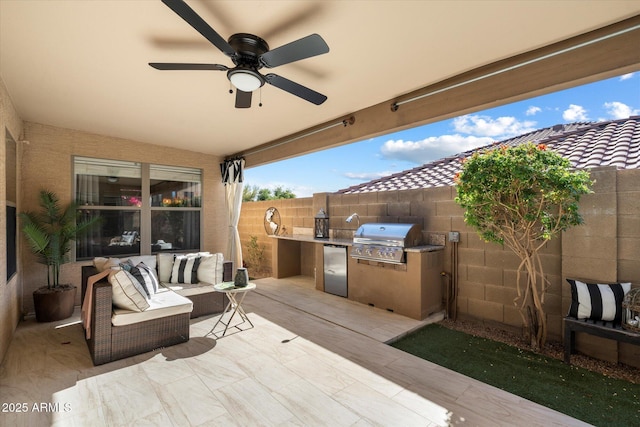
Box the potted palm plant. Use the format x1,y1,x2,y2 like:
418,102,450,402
20,190,100,322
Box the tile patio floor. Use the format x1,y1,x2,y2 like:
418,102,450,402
0,276,590,426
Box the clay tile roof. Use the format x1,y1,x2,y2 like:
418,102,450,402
336,116,640,194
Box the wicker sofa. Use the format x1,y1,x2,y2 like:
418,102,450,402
81,254,232,365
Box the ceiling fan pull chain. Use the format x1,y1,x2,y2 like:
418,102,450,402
229,81,233,94
259,87,263,107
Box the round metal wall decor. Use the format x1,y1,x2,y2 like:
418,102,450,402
264,207,281,236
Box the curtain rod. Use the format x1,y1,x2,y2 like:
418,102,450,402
242,116,355,158
391,23,640,112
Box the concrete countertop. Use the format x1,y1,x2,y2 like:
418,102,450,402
269,234,354,246
405,245,445,253
270,234,445,252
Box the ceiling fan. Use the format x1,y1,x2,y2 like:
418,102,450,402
149,0,330,108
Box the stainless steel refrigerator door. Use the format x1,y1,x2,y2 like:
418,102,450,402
323,245,347,297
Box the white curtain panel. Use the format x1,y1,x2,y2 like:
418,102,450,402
220,158,245,272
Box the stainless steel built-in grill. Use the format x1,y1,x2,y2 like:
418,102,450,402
350,223,423,264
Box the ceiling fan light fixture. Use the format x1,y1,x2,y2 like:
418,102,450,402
228,69,263,92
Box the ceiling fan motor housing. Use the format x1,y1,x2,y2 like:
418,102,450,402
229,33,269,69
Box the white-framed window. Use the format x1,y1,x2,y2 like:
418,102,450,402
74,157,202,259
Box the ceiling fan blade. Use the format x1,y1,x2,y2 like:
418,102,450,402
149,63,228,71
235,90,252,108
260,34,329,68
264,73,327,105
260,3,325,41
161,0,235,57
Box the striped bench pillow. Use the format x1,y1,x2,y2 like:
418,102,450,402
567,279,631,323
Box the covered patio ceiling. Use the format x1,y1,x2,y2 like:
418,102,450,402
1,1,639,167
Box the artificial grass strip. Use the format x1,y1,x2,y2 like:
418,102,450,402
391,323,640,427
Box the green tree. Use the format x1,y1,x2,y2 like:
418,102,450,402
243,185,259,202
273,186,296,199
243,185,297,201
455,143,592,350
257,188,272,201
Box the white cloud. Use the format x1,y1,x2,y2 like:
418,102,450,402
526,106,541,116
619,73,634,81
377,114,539,165
562,104,589,121
343,171,395,180
452,115,537,137
603,101,639,119
380,134,494,164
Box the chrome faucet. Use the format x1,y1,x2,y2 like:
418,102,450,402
346,213,360,230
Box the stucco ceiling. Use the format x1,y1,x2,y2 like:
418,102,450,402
1,1,639,161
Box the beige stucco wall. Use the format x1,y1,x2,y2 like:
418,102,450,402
19,122,228,315
238,167,640,366
0,77,24,363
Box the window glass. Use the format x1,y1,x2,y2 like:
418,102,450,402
151,210,200,252
74,158,202,259
6,131,17,280
75,157,141,206
76,210,141,258
150,165,201,207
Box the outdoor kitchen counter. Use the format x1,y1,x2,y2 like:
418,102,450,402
405,244,445,253
270,234,354,246
269,234,445,320
269,234,352,280
271,236,444,252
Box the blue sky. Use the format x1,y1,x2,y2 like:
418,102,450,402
244,73,640,197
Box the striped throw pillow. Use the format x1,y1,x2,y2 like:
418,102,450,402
109,269,150,312
567,279,631,323
129,262,159,297
170,255,201,284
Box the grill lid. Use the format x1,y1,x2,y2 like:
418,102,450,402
353,223,422,246
351,223,423,264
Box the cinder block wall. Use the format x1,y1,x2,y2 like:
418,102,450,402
239,166,640,367
238,198,314,277
562,167,640,365
617,169,640,366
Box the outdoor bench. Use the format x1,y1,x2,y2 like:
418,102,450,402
563,316,640,364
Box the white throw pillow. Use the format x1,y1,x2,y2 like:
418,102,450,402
170,255,202,284
109,269,150,312
157,252,211,283
567,279,631,323
156,253,174,283
127,262,159,298
197,253,224,284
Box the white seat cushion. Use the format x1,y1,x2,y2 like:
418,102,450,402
111,287,193,326
161,281,217,297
